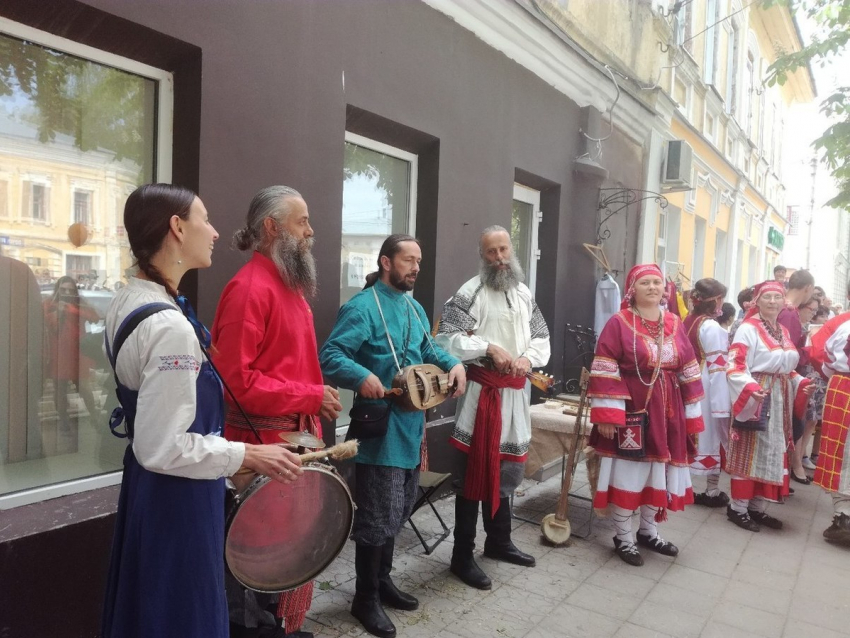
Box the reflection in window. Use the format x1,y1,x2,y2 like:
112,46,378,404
338,136,416,427
0,31,162,499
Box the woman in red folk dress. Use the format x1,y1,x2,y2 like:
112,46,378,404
725,280,812,532
588,264,705,566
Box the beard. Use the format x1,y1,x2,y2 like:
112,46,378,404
270,232,317,298
480,254,524,292
389,265,416,292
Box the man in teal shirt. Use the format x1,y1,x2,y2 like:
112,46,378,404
320,234,465,638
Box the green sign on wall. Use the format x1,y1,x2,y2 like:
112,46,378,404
767,226,785,251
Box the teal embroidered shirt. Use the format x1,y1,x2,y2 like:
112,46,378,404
319,280,461,469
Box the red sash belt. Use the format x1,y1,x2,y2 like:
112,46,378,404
225,409,320,438
464,365,526,514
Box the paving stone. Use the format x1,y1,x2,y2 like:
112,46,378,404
535,602,623,637
658,564,729,598
628,599,708,638
699,620,765,638
645,581,719,619
720,579,792,616
566,582,643,620
709,600,787,638
787,592,850,635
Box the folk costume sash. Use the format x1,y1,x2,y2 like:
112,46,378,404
226,408,320,438
463,365,526,514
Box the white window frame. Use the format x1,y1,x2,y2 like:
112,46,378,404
336,132,418,441
0,18,174,510
343,131,418,237
512,183,541,292
0,18,173,184
703,0,719,86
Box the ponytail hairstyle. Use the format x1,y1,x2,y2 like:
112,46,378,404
690,277,727,317
233,185,303,252
363,233,420,289
124,183,196,298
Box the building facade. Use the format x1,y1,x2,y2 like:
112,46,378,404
652,0,814,294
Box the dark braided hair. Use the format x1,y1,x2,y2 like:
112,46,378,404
124,183,196,298
690,278,727,317
363,234,420,289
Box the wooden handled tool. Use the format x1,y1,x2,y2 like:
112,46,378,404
235,440,359,476
541,367,590,545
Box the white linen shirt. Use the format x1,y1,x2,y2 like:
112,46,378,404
105,278,244,479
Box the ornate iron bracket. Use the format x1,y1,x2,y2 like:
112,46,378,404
596,187,669,244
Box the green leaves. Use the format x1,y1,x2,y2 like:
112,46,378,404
766,0,850,212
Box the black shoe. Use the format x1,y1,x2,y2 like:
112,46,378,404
823,513,850,546
352,544,396,638
378,539,418,610
451,495,492,590
450,549,492,590
790,471,811,485
613,537,644,566
483,540,536,566
635,532,679,556
482,497,536,567
727,506,760,532
283,633,313,638
748,509,783,530
693,491,730,508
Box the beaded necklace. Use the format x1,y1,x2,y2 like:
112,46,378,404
631,307,664,388
760,316,784,345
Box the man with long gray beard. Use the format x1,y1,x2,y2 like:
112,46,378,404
436,225,550,590
212,186,343,638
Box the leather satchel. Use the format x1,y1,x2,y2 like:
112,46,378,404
346,401,391,440
733,394,770,432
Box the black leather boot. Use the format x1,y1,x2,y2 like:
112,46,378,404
450,495,492,590
483,497,536,567
378,538,418,611
351,544,396,638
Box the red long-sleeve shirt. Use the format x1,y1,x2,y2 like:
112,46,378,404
211,252,324,417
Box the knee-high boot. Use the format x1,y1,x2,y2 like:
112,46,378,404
377,538,418,610
482,497,535,567
351,544,396,638
450,495,492,590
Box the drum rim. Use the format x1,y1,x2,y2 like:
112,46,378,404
224,463,354,593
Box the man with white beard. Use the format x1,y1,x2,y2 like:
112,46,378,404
435,226,550,590
212,186,342,638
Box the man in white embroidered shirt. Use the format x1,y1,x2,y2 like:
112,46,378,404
436,225,551,590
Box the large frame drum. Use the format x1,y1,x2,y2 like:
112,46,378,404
225,463,354,593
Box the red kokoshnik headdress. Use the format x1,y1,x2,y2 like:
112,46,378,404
744,280,785,319
621,263,667,310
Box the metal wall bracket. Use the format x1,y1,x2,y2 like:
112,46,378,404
596,187,669,244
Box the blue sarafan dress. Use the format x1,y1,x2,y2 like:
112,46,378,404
101,302,229,638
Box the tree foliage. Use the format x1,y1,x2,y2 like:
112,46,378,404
0,35,150,174
766,0,850,211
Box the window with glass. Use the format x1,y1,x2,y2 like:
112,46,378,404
511,184,541,292
338,133,416,430
0,24,172,506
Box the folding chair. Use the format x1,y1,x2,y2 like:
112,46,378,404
407,471,452,554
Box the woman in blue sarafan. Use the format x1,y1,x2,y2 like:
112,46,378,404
101,184,304,638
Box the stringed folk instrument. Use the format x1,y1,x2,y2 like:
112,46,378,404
385,362,556,411
386,364,453,411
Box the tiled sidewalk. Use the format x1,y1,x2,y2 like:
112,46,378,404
304,467,850,638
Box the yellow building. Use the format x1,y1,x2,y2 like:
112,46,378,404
655,0,814,293
0,116,139,292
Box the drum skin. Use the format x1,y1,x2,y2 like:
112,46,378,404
225,463,354,593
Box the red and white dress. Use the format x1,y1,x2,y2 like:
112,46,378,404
813,314,850,495
588,310,704,512
683,315,731,476
726,318,809,501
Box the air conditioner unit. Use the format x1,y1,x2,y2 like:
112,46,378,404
661,140,693,190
